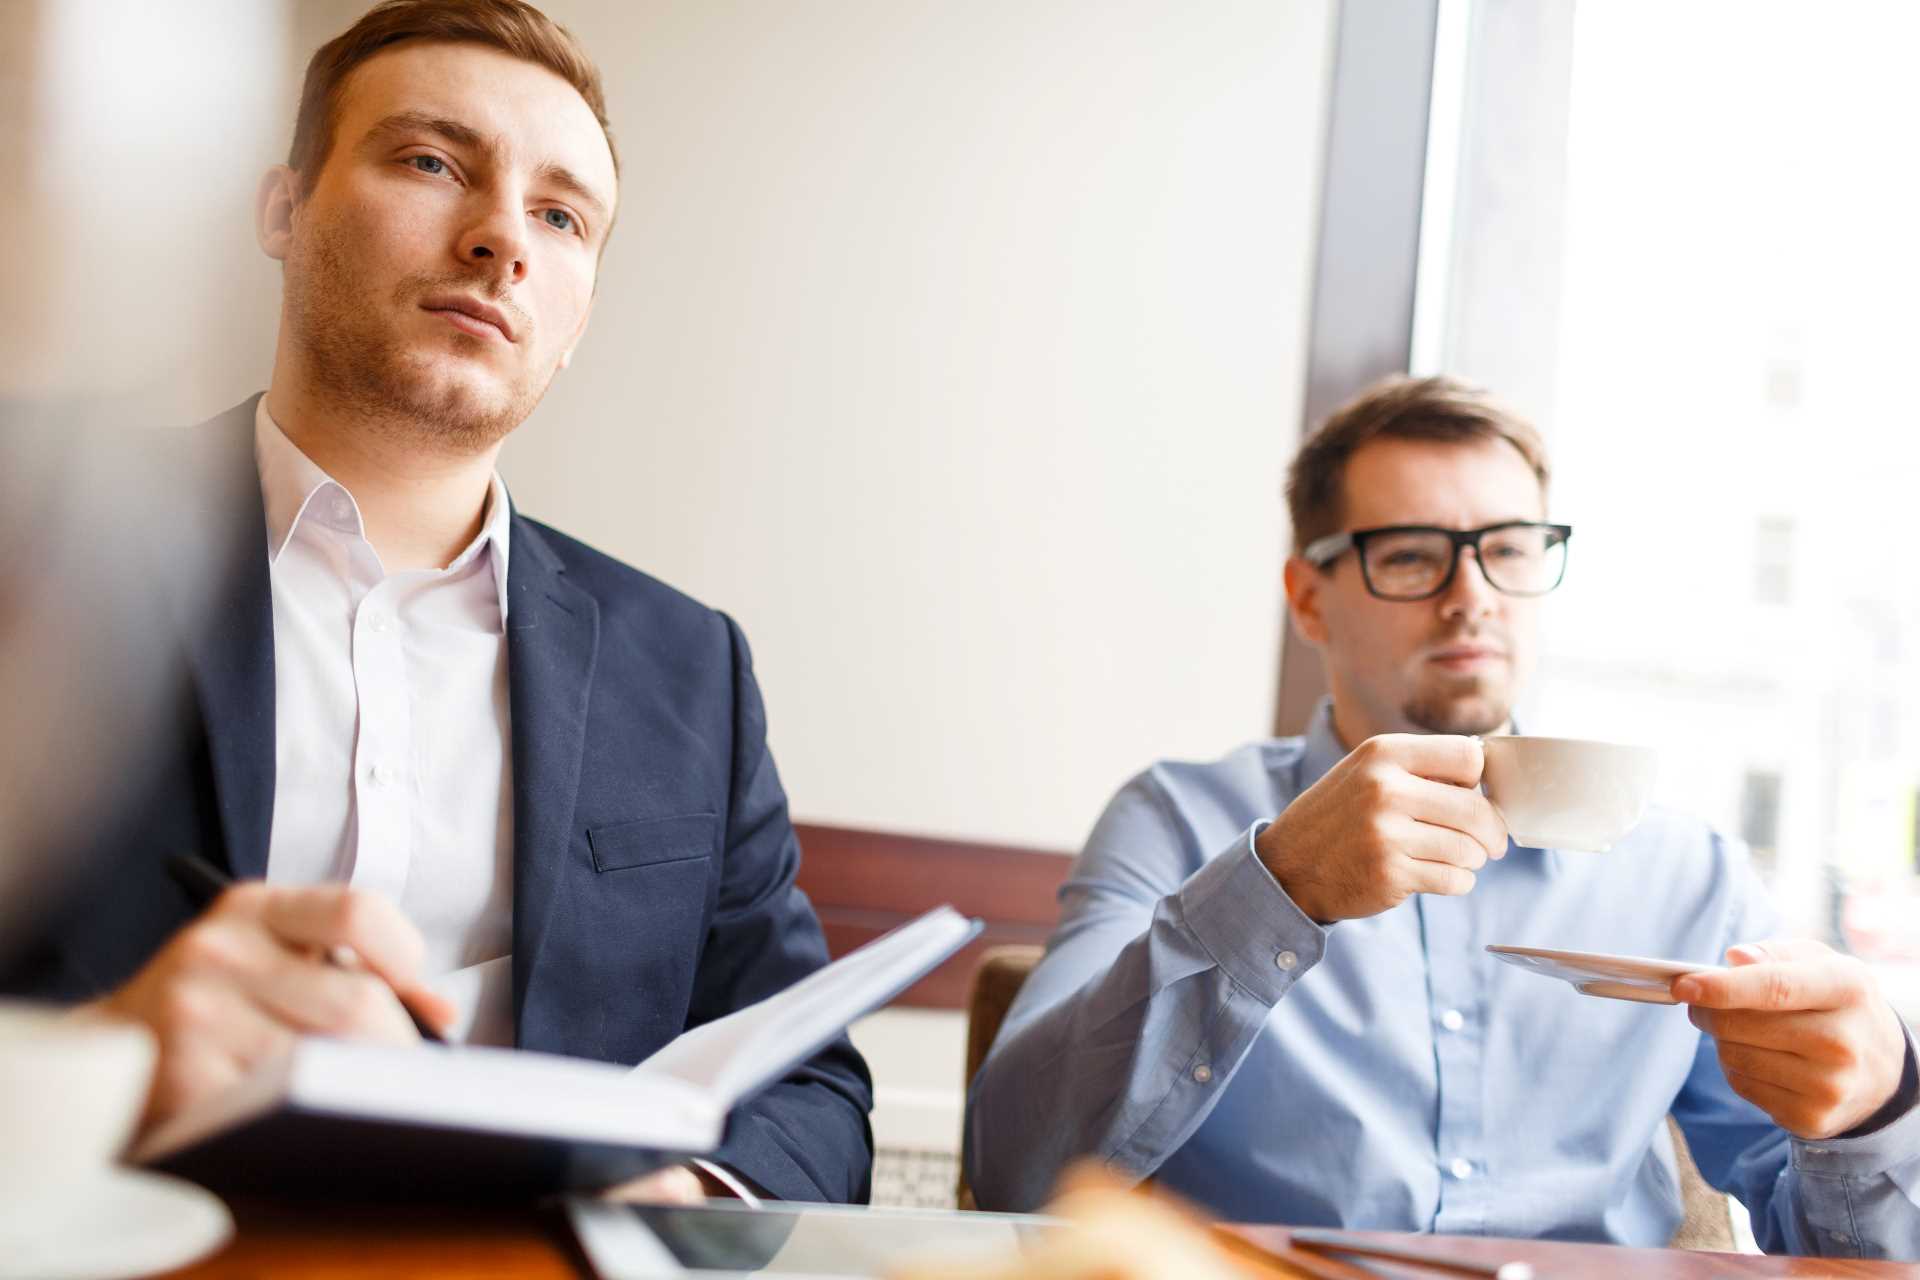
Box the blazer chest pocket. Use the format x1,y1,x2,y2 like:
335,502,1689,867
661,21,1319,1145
588,813,717,873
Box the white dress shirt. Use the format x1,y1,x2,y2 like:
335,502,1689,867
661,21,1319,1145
254,400,515,1045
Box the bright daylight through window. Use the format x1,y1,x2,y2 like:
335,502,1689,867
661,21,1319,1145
1494,2,1920,1013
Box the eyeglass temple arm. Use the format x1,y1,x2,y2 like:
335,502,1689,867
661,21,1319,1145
1301,531,1352,566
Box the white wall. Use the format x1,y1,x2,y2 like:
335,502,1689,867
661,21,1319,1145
511,0,1333,849
8,0,1332,851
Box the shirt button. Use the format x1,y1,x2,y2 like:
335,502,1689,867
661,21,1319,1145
1440,1009,1465,1032
1275,950,1298,971
371,764,399,787
1831,1231,1852,1245
1449,1158,1474,1180
332,496,354,522
366,613,391,633
1192,1064,1213,1084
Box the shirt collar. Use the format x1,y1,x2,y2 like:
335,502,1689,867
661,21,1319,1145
1298,697,1349,789
253,397,513,623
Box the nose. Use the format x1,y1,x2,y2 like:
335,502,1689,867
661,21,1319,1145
1438,544,1498,622
457,193,529,287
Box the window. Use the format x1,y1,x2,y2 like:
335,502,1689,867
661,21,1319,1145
1738,770,1781,874
1429,1,1920,1010
1752,518,1794,608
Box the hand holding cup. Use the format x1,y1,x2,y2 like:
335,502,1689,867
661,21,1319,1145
1254,734,1510,924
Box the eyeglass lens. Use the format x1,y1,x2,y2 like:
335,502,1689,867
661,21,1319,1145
1362,527,1567,600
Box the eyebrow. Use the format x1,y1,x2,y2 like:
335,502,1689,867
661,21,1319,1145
361,110,613,229
532,159,610,227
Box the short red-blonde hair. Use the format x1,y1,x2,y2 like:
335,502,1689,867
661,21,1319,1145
1286,375,1550,552
288,0,617,186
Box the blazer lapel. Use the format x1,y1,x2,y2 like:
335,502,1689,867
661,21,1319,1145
505,515,600,1051
183,397,277,880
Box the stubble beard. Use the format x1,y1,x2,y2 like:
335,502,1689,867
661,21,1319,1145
1402,681,1511,736
1401,628,1515,735
285,216,546,455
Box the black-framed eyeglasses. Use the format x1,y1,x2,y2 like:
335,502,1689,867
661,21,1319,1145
1302,522,1573,602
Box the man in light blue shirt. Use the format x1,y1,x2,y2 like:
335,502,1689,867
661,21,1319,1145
966,375,1920,1257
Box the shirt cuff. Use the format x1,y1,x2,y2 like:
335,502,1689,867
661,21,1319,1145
688,1157,766,1207
1791,1015,1920,1178
1177,820,1328,1006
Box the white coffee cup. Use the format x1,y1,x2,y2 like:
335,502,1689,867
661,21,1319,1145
1479,735,1657,852
0,1002,156,1223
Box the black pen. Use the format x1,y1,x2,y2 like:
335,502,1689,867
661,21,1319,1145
165,852,448,1045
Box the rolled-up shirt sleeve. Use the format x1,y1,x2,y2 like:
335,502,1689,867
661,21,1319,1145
964,769,1325,1212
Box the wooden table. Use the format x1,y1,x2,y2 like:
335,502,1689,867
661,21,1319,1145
164,1199,579,1279
164,1199,1920,1279
1220,1225,1920,1279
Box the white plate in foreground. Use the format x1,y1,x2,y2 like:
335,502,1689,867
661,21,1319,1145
1486,945,1723,1004
0,1167,232,1280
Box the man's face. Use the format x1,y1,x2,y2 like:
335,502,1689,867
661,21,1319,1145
270,41,617,450
1288,436,1548,742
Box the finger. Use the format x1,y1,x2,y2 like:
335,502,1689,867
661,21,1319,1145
147,1038,249,1129
602,1165,708,1206
228,884,429,991
1688,1004,1827,1055
1711,1038,1819,1091
1671,960,1856,1012
146,978,296,1124
397,986,460,1037
1399,819,1491,871
1724,938,1837,967
170,911,433,1043
1365,733,1484,788
1401,858,1476,898
1719,1066,1812,1130
249,953,420,1042
1400,779,1510,861
1721,1066,1859,1141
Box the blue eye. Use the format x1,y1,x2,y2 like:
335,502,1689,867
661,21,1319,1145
409,155,447,175
541,208,577,234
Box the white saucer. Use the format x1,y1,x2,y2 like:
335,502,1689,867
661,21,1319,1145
1486,945,1723,1004
0,1166,232,1279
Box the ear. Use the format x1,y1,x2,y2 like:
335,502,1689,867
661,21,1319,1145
1283,555,1332,648
256,165,301,261
556,295,596,371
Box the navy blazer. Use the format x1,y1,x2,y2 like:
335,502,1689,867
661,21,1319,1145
3,399,873,1203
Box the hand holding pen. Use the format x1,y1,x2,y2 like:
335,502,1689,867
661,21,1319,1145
86,854,456,1138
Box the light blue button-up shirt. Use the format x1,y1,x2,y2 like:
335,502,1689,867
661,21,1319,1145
966,701,1920,1258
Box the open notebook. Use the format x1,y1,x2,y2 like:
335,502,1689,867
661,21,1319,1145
132,907,981,1198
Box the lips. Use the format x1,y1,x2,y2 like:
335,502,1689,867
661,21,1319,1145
1428,645,1507,671
420,293,516,343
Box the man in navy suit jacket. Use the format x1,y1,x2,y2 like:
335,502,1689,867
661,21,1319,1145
0,0,871,1204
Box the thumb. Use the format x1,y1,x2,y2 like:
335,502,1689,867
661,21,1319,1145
401,986,460,1036
1725,937,1830,968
